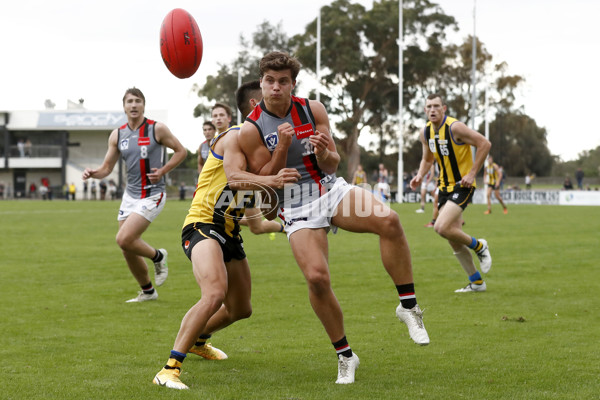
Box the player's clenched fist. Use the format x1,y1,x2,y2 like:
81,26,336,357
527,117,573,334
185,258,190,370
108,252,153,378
277,123,295,149
271,168,301,189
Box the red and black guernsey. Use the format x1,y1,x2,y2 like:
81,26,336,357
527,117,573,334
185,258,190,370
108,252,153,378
118,118,166,199
246,96,336,209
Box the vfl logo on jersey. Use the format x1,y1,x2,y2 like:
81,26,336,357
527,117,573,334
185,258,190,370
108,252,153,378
294,123,314,139
120,139,129,150
428,138,436,153
138,137,151,146
265,132,279,151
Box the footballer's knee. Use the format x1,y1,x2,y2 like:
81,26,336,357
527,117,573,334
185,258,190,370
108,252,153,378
232,304,252,321
376,210,403,237
304,267,332,296
115,232,134,251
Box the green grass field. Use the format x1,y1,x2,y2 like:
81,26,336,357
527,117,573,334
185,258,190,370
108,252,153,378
1,199,599,399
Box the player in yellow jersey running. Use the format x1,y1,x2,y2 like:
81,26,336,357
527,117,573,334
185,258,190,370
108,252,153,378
410,93,493,293
484,155,508,214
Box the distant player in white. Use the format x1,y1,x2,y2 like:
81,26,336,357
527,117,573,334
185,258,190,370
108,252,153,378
82,88,187,302
416,164,437,214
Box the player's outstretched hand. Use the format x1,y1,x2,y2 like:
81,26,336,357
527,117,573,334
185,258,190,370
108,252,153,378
409,175,422,191
82,168,96,180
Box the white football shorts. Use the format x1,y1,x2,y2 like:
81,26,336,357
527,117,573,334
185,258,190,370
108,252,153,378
118,191,166,222
421,181,436,193
279,177,353,239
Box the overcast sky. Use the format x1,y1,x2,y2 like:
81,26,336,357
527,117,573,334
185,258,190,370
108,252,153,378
1,0,598,161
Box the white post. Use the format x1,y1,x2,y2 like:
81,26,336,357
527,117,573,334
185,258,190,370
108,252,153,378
470,0,477,130
484,85,489,191
470,0,478,162
316,9,321,102
397,0,404,203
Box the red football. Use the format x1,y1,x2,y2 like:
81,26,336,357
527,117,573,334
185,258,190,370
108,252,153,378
160,8,203,79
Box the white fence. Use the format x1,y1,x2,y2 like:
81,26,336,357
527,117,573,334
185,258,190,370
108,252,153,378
401,189,600,206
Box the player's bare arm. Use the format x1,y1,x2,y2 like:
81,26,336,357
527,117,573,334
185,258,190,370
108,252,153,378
82,129,120,180
223,131,300,191
308,100,340,175
148,122,187,184
263,122,296,175
450,121,491,187
495,164,503,189
410,137,435,191
238,121,279,175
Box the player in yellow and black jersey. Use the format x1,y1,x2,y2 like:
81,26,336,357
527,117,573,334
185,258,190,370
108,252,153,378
153,84,300,390
484,155,508,215
410,93,493,293
184,125,248,240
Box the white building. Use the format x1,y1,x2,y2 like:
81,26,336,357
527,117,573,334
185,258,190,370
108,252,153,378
0,108,167,199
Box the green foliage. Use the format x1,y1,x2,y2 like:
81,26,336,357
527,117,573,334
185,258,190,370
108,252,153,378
486,111,554,176
177,148,197,170
1,200,599,399
293,0,460,176
189,0,591,182
193,21,294,123
552,145,600,178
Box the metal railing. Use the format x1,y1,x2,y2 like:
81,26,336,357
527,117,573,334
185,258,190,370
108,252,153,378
7,144,62,158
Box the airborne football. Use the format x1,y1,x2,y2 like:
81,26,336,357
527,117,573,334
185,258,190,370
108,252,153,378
159,8,203,79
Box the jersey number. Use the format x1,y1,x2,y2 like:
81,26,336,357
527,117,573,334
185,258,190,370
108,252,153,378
301,138,313,156
140,146,148,159
439,144,450,156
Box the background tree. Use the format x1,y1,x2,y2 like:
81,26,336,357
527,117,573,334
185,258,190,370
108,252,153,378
486,112,553,177
192,21,293,122
190,0,564,182
552,145,600,179
292,0,457,177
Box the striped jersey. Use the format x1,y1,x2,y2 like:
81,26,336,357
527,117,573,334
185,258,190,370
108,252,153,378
246,96,335,208
424,115,475,192
354,170,366,185
183,125,250,238
118,118,165,199
486,163,499,186
199,140,210,163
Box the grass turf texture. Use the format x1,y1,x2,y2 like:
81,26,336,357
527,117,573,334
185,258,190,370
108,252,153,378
1,199,598,399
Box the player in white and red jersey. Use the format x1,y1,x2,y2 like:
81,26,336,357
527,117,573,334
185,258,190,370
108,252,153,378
230,52,430,385
82,88,186,303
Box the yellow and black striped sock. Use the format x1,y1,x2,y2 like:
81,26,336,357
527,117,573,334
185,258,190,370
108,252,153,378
195,334,211,347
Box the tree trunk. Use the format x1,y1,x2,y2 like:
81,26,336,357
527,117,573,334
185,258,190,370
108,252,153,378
345,126,361,179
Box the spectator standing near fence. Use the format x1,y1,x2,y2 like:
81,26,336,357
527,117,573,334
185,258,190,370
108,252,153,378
575,168,584,189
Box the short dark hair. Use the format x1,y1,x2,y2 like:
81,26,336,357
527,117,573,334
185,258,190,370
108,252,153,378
427,93,444,104
123,87,145,105
202,121,216,130
259,51,302,81
212,102,232,117
236,80,262,117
